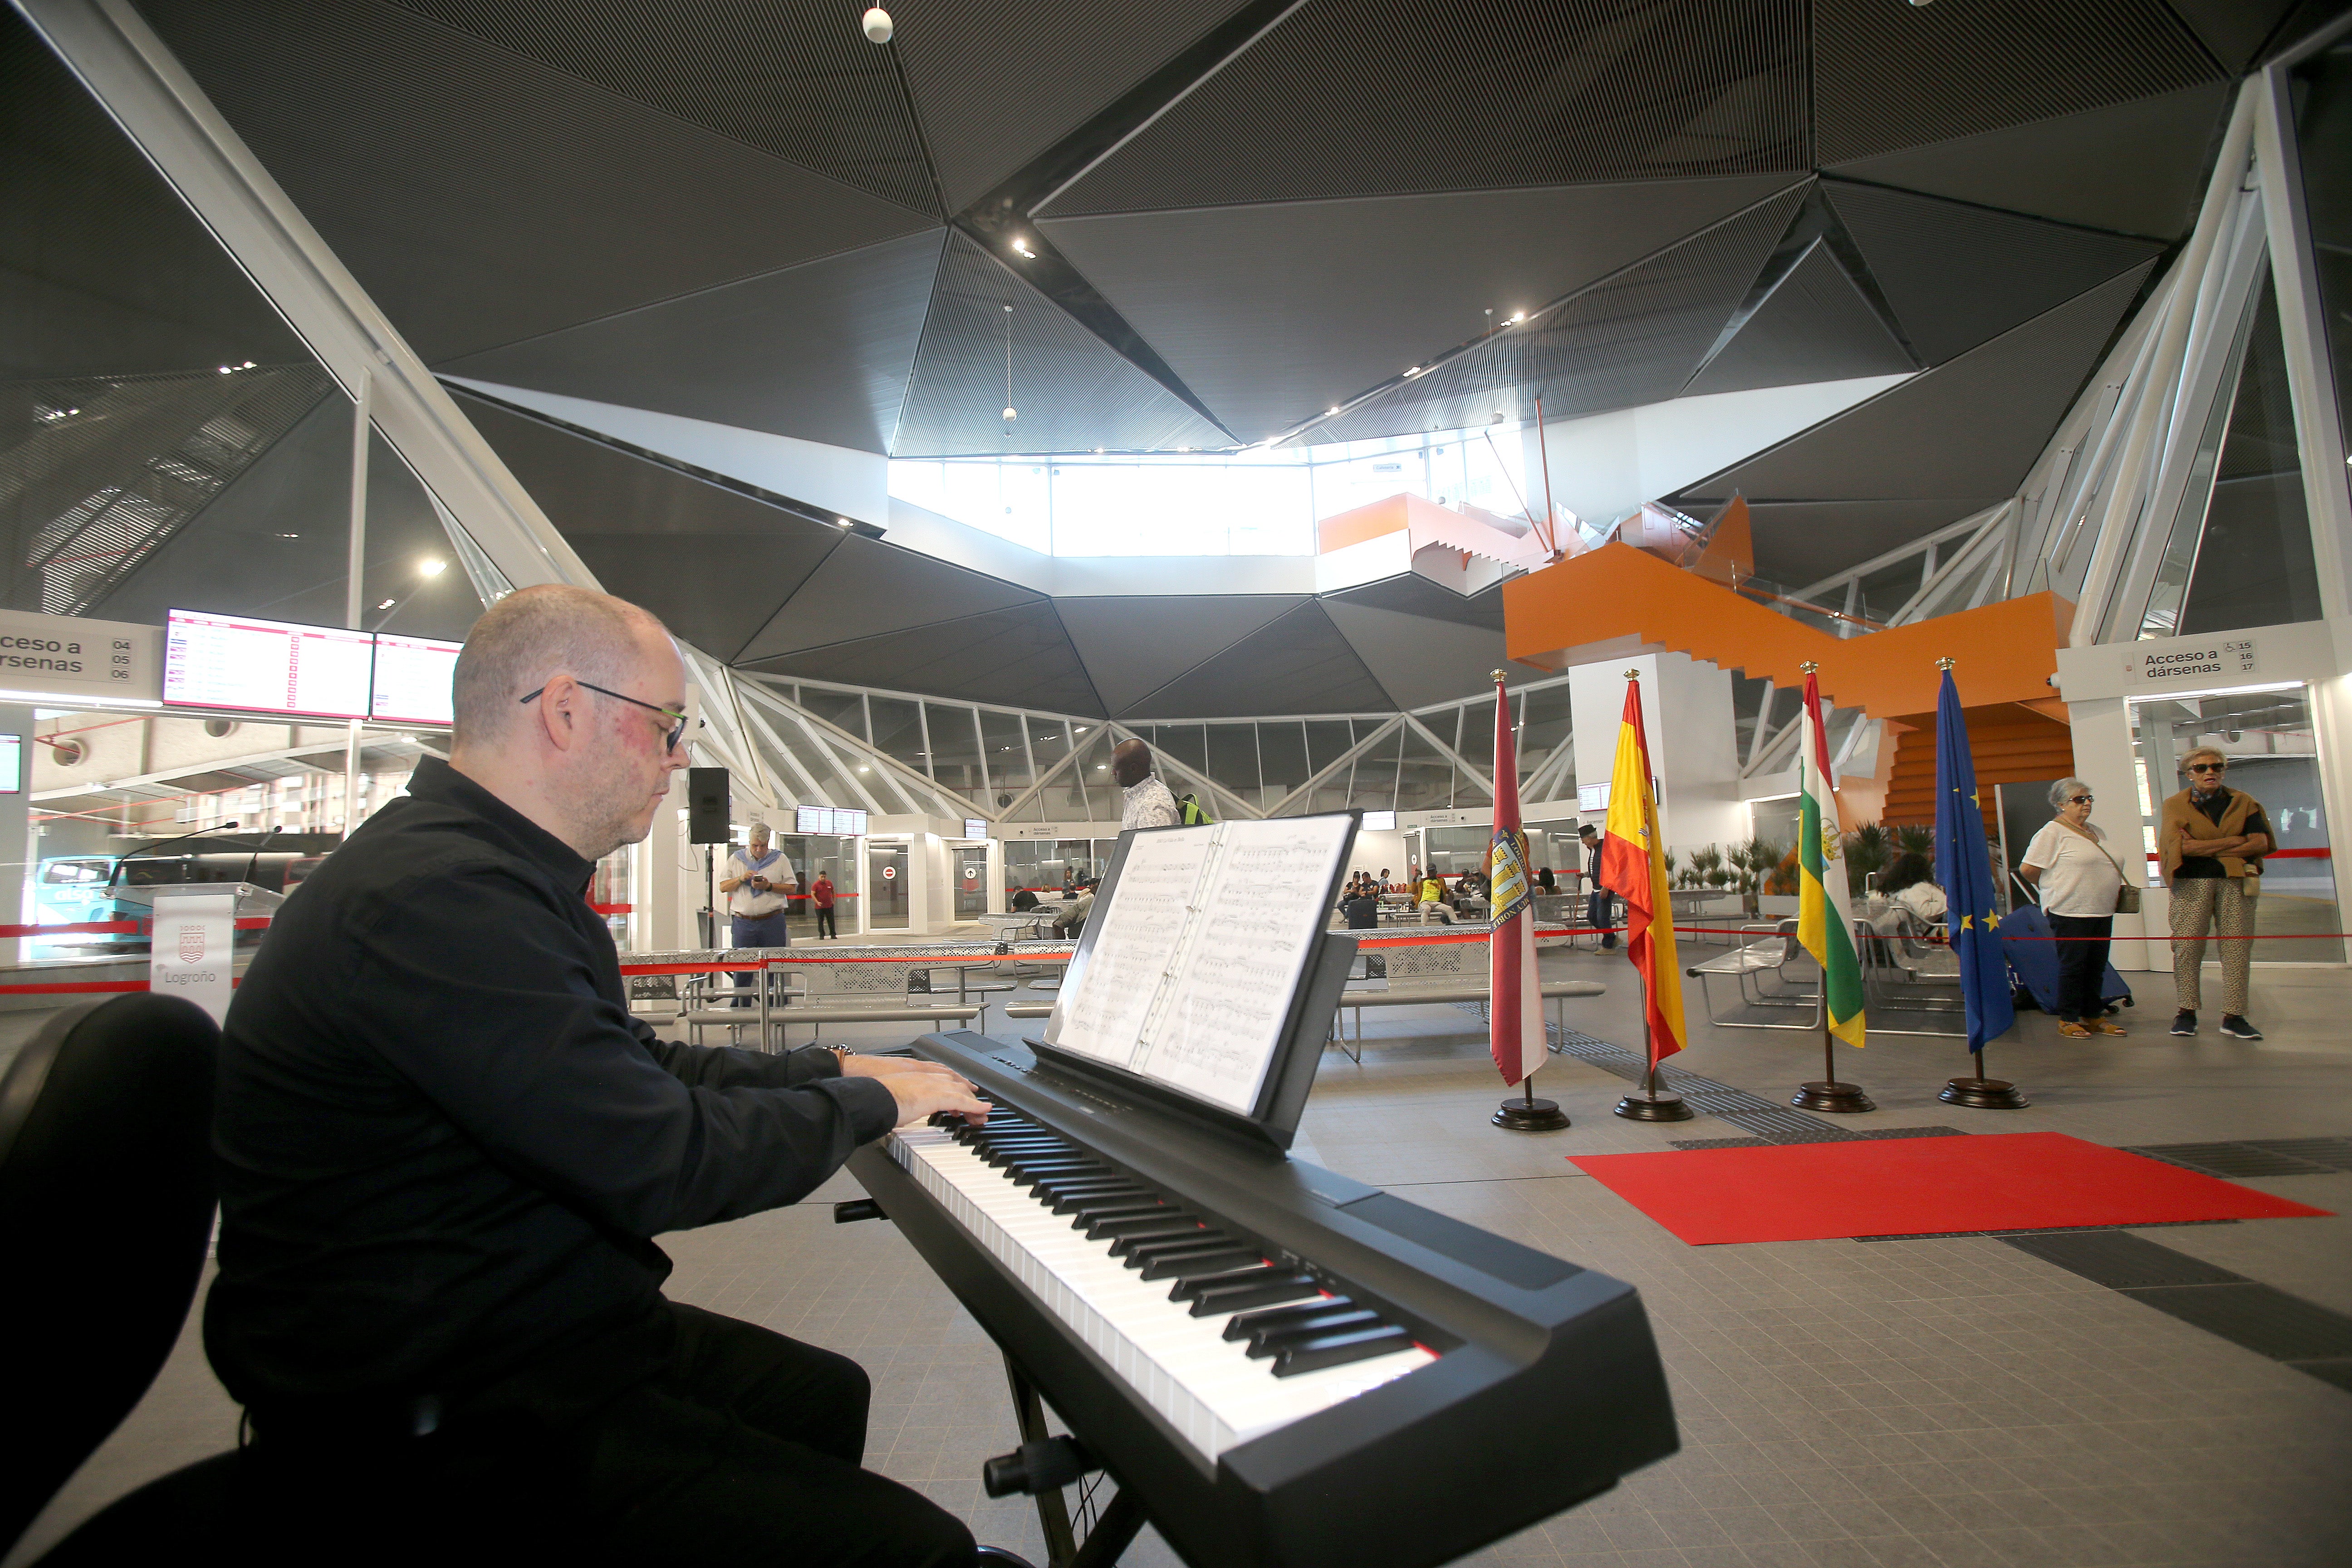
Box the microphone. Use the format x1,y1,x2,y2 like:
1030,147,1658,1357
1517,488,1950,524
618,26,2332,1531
243,824,284,888
111,820,243,891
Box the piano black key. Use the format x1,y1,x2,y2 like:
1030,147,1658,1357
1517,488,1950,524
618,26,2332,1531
1245,1308,1384,1358
1042,1185,1151,1211
1006,1162,1109,1187
1139,1247,1267,1283
1179,1271,1322,1317
1223,1296,1359,1342
1059,1198,1167,1225
1114,1229,1230,1261
1086,1213,1202,1242
981,1142,1076,1166
1271,1324,1419,1378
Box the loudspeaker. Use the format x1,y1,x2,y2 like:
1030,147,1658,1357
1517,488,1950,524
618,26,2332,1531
687,767,731,844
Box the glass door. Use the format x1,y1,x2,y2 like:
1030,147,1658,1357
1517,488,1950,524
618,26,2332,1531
2130,685,2340,962
954,847,987,919
867,843,909,930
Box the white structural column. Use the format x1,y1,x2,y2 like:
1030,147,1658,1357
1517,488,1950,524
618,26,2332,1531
2255,64,2352,622
1566,653,1743,853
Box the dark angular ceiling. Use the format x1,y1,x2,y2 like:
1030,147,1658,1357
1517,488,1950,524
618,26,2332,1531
64,0,2351,721
117,0,2260,461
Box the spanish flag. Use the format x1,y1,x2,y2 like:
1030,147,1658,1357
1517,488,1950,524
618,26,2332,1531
1597,678,1687,1067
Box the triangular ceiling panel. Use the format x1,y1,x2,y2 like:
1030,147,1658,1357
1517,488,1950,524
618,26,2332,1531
137,0,937,363
438,231,945,454
1683,238,1913,397
1685,263,2153,503
2164,1,2310,73
1043,0,1808,215
1323,573,1506,632
1055,595,1307,715
741,601,1106,717
1320,600,1513,713
1740,499,2002,587
455,392,848,658
1121,603,1393,718
1043,175,1805,441
1823,83,2232,241
1315,182,1807,443
1823,181,2163,366
894,0,1248,213
1812,0,2220,166
735,534,1044,663
4,11,311,380
378,0,936,212
893,232,1230,455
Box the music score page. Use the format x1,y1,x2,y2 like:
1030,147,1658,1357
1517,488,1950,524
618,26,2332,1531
1045,816,1351,1116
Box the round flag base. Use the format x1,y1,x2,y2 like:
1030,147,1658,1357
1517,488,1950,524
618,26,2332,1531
1791,1079,1875,1113
1494,1096,1570,1132
1940,1075,2030,1110
1613,1089,1694,1122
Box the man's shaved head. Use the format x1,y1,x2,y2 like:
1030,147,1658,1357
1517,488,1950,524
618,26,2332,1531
1112,738,1152,789
452,584,669,748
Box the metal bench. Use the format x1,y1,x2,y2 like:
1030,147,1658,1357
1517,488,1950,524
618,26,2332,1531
764,1001,988,1046
1328,979,1606,1063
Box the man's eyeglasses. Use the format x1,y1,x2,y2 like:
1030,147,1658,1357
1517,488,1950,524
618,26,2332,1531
519,680,687,754
2187,762,2227,774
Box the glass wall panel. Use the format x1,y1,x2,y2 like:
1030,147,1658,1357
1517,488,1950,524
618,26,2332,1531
1456,696,1496,775
1205,723,1260,800
978,708,1029,804
1257,721,1310,807
1518,682,1573,793
798,685,868,741
2176,279,2323,634
2293,34,2352,467
1027,714,1072,784
1395,725,1453,813
1150,722,1207,775
1303,719,1354,776
924,701,984,799
1308,761,1356,815
868,696,926,775
1348,725,1402,810
2129,684,2340,963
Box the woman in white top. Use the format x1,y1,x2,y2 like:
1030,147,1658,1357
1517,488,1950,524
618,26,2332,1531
2018,776,2127,1038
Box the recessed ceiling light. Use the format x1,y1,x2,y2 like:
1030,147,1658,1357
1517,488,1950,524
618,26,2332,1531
1406,367,1421,375
1327,406,1340,415
1509,312,1525,324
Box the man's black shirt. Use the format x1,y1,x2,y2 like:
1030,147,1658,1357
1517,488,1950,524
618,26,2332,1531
206,756,897,1411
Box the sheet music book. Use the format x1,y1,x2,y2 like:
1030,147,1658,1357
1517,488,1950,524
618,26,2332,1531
1044,815,1354,1116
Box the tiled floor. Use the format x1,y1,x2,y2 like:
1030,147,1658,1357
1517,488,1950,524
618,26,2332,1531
9,951,2351,1567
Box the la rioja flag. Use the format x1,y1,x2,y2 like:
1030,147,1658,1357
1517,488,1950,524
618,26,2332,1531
1796,667,1867,1047
1488,672,1542,1086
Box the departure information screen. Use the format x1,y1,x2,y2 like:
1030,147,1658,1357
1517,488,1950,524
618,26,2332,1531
370,633,462,725
797,805,868,836
164,609,373,719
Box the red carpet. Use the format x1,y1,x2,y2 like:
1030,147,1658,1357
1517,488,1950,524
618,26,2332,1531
1568,1132,2332,1245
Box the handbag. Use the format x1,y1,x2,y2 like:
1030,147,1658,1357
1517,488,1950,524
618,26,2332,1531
2061,821,2141,915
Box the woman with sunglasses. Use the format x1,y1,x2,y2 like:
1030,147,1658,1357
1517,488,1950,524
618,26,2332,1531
2159,747,2272,1039
2019,778,2128,1038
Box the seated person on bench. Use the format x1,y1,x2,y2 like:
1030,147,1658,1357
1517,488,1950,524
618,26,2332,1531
207,585,991,1566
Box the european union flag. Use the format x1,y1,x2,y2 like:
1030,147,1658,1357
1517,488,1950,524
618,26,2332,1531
1932,667,2015,1053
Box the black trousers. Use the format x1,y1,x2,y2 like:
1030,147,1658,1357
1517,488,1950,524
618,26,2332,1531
816,905,838,938
2047,913,2113,1023
239,1303,973,1568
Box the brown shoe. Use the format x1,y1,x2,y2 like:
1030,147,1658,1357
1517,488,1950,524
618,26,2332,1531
2058,1021,2091,1038
2090,1019,2127,1037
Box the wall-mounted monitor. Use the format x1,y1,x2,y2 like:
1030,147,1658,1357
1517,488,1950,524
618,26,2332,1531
0,733,20,794
1359,809,1396,831
370,633,462,725
963,818,988,840
165,609,372,720
1578,782,1610,812
796,804,869,836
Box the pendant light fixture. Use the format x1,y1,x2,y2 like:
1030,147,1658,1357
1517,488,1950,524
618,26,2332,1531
1001,304,1018,432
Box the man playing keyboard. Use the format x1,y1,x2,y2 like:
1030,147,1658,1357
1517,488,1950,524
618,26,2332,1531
207,583,990,1565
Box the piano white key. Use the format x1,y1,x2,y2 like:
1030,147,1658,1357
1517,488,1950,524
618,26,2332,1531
888,1127,1433,1463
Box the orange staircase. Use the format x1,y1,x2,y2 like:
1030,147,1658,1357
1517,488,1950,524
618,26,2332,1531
1502,541,2073,722
1879,704,2077,828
